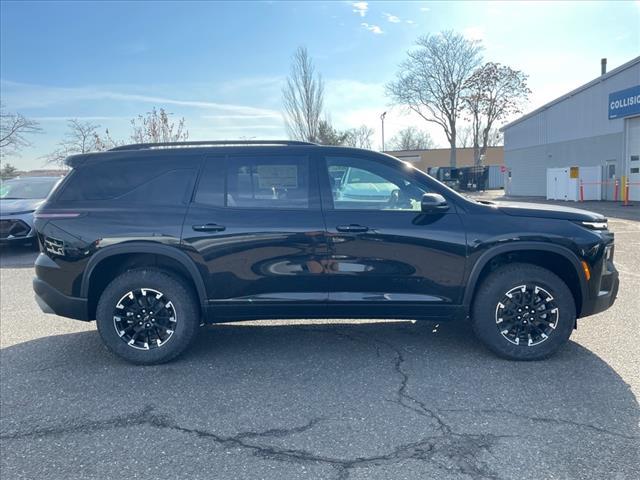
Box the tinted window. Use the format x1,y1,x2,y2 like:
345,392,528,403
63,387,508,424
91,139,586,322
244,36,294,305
58,157,198,205
326,156,429,211
195,155,310,209
194,158,225,206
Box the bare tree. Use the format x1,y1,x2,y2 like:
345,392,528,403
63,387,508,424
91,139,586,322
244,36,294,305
487,127,503,147
130,107,188,143
0,104,41,158
45,119,106,167
464,62,529,164
344,125,375,149
282,47,324,142
387,126,435,151
457,124,474,148
386,31,482,167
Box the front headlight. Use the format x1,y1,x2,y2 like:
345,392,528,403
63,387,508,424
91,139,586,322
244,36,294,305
604,244,613,261
580,221,608,230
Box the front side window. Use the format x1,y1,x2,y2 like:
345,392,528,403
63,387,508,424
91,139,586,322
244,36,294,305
195,155,310,209
326,156,429,211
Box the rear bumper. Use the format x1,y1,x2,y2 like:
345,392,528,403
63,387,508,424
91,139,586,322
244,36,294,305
33,277,91,321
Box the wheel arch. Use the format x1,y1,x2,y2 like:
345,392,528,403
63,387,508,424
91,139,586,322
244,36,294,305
81,242,207,319
463,242,588,317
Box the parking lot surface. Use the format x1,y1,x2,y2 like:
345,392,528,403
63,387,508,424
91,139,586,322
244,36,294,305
1,199,639,479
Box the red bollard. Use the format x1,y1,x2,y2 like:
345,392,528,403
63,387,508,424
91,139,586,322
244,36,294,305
579,180,584,202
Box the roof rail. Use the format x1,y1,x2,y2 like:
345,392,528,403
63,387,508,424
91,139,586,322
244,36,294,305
109,140,317,151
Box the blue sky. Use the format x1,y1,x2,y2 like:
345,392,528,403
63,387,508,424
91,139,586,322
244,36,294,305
1,0,639,169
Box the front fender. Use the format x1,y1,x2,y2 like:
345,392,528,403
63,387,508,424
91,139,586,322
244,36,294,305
462,241,588,311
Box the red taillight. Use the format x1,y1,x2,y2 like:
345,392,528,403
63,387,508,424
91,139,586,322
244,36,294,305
34,212,81,219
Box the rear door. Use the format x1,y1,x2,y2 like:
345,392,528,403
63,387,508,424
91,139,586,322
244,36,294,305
182,150,328,320
319,152,467,319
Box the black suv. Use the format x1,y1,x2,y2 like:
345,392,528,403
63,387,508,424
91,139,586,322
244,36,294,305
32,141,619,364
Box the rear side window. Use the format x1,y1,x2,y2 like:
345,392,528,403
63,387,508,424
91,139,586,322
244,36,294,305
58,157,198,205
196,155,310,209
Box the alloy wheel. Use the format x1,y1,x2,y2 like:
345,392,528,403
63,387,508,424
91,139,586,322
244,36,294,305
495,284,559,346
113,288,177,350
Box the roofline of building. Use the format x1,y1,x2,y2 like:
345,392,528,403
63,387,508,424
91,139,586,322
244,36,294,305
500,55,640,132
384,146,503,154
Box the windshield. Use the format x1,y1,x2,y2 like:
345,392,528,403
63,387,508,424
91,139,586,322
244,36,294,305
0,178,60,200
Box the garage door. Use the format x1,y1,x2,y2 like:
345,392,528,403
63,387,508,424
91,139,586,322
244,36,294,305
628,116,640,201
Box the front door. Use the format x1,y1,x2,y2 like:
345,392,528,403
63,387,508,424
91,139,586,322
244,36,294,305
182,151,328,320
319,153,467,319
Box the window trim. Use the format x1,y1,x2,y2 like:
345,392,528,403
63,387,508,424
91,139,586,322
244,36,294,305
191,152,320,211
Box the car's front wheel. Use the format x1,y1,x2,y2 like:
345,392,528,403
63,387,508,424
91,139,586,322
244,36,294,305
96,269,200,364
471,263,576,360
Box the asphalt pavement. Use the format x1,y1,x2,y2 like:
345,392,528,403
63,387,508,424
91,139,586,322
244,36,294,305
1,199,638,479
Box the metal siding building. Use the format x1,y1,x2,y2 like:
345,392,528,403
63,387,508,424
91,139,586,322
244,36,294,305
502,57,640,199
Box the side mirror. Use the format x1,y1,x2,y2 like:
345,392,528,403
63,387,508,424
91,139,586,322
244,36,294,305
421,193,449,214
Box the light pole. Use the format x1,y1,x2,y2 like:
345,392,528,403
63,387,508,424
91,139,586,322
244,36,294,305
380,111,387,151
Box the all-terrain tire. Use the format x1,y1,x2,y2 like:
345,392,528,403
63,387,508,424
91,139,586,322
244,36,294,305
471,263,576,360
96,269,200,365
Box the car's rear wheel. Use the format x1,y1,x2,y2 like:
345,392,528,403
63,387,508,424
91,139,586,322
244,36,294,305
96,269,199,364
471,263,576,360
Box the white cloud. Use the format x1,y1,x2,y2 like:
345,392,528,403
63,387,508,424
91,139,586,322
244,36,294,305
405,20,415,25
420,7,430,11
352,2,368,17
0,79,281,118
361,23,383,35
383,12,401,23
463,26,485,41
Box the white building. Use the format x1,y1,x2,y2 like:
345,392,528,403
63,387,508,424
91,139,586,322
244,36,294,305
501,56,640,201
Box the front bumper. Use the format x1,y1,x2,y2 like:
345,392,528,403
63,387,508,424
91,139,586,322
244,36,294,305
0,212,36,243
33,277,91,321
580,257,619,318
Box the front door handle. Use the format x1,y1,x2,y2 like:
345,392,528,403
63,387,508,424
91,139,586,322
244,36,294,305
336,224,369,233
192,223,226,232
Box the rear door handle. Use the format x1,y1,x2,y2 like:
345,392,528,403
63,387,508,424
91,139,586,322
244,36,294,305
336,224,369,233
192,223,226,232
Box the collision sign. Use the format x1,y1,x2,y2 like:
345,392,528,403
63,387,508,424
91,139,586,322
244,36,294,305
608,85,640,119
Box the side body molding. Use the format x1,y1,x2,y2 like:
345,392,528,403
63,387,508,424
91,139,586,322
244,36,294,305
80,242,208,308
462,241,589,309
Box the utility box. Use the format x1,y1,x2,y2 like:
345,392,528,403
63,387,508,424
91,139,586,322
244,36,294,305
546,166,602,201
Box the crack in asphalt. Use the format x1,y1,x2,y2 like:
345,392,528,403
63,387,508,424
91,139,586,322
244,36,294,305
439,407,639,440
322,327,638,443
3,325,633,478
0,404,505,480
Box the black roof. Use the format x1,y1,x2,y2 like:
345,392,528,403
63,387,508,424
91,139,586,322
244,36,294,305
63,140,389,168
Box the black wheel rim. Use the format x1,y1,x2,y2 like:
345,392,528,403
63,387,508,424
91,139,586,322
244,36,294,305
495,284,559,347
113,288,177,350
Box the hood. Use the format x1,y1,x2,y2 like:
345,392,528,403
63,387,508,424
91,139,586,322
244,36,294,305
493,201,606,222
0,198,44,215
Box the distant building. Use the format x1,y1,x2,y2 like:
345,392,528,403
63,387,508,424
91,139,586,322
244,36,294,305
501,56,640,200
16,169,67,178
385,146,504,173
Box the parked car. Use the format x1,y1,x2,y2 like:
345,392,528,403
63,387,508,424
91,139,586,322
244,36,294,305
0,176,62,246
32,141,619,364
